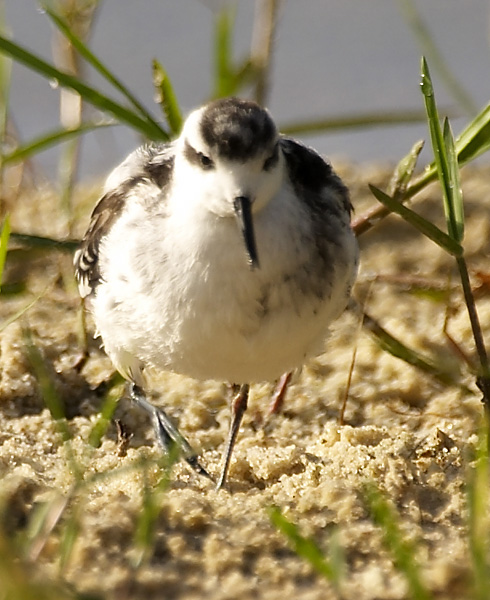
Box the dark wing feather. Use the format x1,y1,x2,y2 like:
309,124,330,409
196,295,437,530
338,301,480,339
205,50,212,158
280,137,354,288
280,137,353,216
74,189,126,298
74,143,174,298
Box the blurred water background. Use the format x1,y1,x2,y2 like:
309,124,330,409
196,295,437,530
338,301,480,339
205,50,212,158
4,0,490,181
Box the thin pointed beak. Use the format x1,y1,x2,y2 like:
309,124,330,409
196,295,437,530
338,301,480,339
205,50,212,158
233,196,260,270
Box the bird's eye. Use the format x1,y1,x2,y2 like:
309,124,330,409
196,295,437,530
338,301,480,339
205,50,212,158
263,144,279,171
198,153,214,170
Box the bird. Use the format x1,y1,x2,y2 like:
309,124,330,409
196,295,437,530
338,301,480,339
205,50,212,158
74,97,359,489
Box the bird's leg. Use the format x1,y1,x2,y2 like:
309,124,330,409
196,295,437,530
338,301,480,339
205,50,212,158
268,371,292,416
130,384,212,481
216,383,250,490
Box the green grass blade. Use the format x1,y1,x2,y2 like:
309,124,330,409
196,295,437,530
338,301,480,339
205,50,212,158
0,214,10,292
443,118,464,242
281,109,439,136
364,483,432,600
59,506,81,573
353,140,423,237
420,59,449,203
420,57,462,242
152,59,183,136
389,139,424,199
410,100,490,199
369,185,463,256
214,7,235,97
0,292,44,334
326,527,345,585
44,7,168,140
23,493,69,562
268,506,341,586
88,373,124,448
0,7,11,170
23,327,84,484
2,122,114,166
133,474,158,567
9,232,78,253
467,419,490,600
23,328,71,442
132,453,177,568
370,100,490,223
455,102,490,165
0,35,166,140
362,309,468,390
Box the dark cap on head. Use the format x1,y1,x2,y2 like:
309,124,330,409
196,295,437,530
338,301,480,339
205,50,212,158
199,98,277,162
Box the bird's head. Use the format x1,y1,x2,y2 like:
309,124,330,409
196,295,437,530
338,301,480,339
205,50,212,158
175,97,284,269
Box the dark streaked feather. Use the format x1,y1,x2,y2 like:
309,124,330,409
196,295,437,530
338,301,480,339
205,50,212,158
74,188,126,298
74,144,174,298
280,136,354,276
280,137,353,216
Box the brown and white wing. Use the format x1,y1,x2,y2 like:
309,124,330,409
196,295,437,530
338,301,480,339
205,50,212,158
74,143,175,299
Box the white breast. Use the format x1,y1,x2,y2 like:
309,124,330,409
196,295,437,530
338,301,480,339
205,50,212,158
92,182,358,384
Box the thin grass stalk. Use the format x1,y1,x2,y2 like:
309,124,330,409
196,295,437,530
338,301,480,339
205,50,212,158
132,469,158,568
445,119,490,406
1,121,113,166
51,2,102,234
0,527,75,600
87,372,124,447
22,327,85,483
58,138,81,234
54,46,82,234
24,493,69,562
339,299,366,425
0,0,11,192
23,327,71,441
456,255,490,404
251,0,281,106
0,291,45,333
467,418,490,600
0,213,10,291
58,501,83,574
132,453,177,568
281,109,437,136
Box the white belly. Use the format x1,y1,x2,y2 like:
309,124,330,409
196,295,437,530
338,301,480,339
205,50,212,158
92,189,358,384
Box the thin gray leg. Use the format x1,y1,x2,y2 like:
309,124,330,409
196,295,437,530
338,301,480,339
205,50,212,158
130,384,212,481
216,383,250,490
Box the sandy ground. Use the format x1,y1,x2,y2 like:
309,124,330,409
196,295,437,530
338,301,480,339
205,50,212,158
0,161,489,599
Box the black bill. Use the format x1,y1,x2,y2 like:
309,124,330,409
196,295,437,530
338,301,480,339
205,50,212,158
233,196,260,270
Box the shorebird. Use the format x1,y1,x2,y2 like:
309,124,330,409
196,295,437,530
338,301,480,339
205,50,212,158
74,97,359,489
